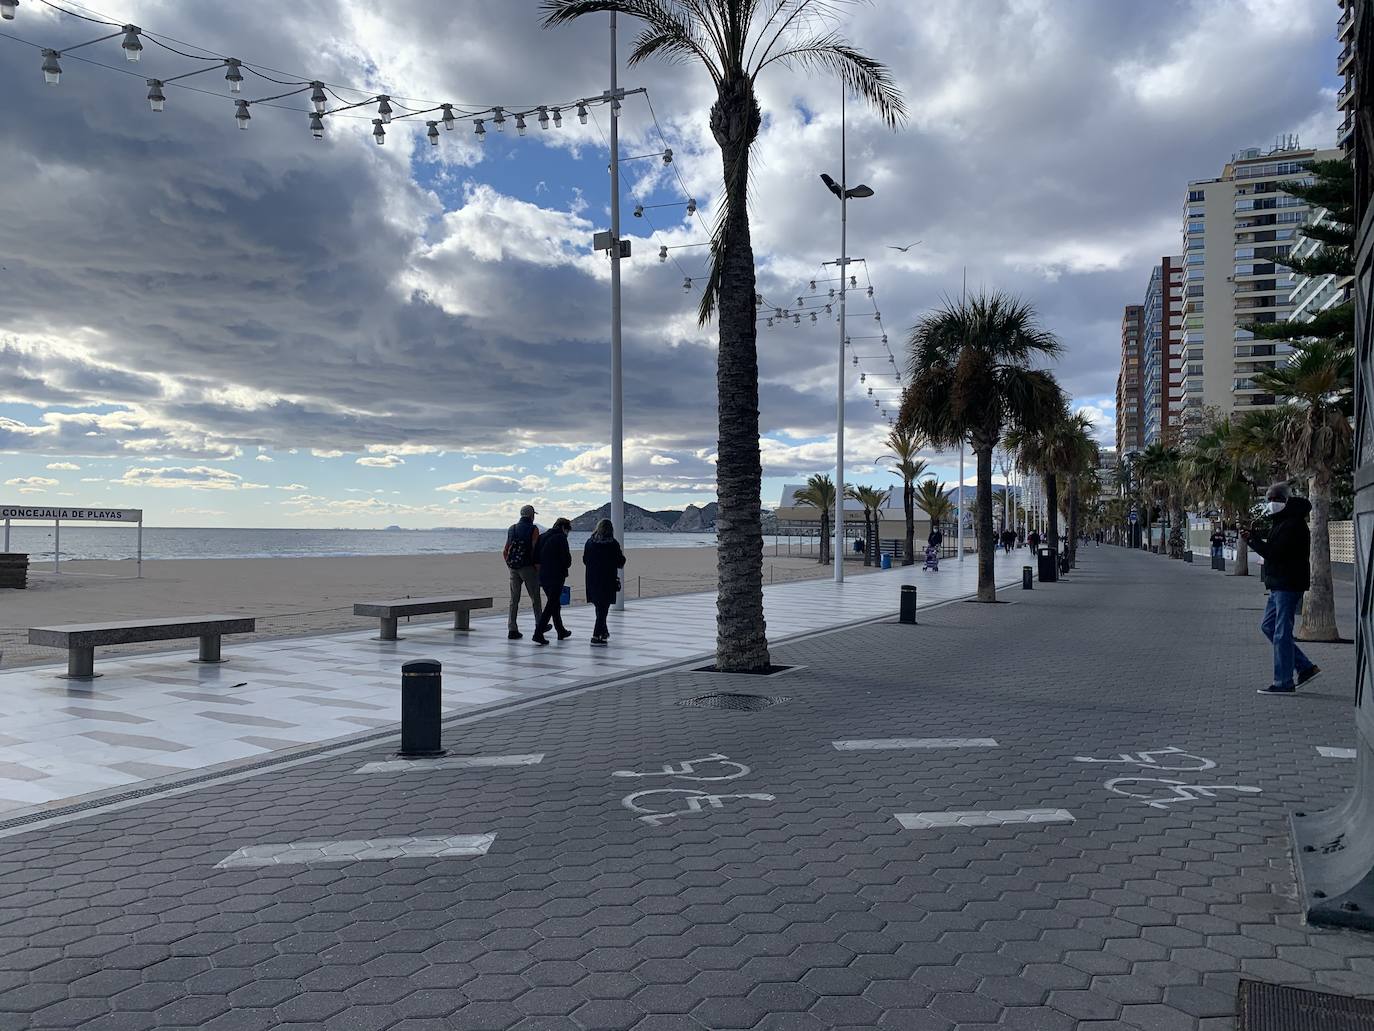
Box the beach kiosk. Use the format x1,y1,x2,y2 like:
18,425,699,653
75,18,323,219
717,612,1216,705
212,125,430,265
0,504,144,578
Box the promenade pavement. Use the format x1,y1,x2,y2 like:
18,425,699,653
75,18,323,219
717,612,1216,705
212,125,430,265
0,545,1370,1030
0,551,1023,822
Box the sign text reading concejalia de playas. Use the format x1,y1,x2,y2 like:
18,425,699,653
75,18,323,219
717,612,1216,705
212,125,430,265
0,506,142,522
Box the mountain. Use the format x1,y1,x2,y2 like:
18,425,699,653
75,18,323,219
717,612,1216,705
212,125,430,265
569,502,674,533
671,503,719,531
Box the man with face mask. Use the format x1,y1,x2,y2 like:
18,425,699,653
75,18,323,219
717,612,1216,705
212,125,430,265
1241,482,1320,694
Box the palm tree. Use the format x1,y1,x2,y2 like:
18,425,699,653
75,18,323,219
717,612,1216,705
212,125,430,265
794,474,837,566
899,292,1064,601
1060,421,1098,568
883,426,927,565
1004,408,1092,569
1253,339,1355,642
843,485,870,566
542,2,905,672
913,478,954,533
849,485,891,565
1186,415,1258,577
1136,441,1184,557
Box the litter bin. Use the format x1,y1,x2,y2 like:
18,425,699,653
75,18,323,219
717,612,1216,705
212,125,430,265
1212,553,1226,571
899,584,917,624
1022,566,1033,590
880,553,892,570
1037,548,1058,583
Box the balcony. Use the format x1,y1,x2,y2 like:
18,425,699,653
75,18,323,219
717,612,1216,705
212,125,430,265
1340,6,1354,38
1339,43,1355,75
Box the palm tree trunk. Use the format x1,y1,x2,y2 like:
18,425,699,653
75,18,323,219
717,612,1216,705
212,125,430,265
1168,498,1186,560
861,511,871,566
1045,473,1060,558
1298,471,1340,641
974,443,997,601
1067,476,1080,568
903,484,915,565
818,509,829,566
1233,516,1251,576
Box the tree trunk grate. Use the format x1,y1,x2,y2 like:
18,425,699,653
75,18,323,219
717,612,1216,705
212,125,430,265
677,692,790,711
1236,980,1374,1030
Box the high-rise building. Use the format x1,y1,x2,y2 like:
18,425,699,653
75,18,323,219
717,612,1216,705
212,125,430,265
1338,0,1356,159
1141,256,1184,446
1177,141,1342,437
1116,305,1145,456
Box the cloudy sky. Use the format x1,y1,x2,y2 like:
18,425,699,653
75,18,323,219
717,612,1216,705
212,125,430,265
0,0,1342,528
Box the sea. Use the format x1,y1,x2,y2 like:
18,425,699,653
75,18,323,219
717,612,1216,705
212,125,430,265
0,525,720,563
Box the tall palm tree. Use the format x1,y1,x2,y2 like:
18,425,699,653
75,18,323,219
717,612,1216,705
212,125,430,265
1060,421,1098,568
883,425,927,565
1136,441,1183,557
794,473,836,566
1004,407,1092,568
1253,339,1355,642
900,292,1064,601
1186,415,1257,577
849,485,891,565
843,485,871,566
542,1,905,672
913,478,954,531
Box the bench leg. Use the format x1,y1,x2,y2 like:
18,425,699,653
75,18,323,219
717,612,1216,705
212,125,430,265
193,634,226,663
376,616,403,642
59,645,100,680
455,609,471,632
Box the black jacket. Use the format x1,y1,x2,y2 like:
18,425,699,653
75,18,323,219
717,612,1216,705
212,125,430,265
583,536,626,607
1248,497,1311,592
534,528,572,589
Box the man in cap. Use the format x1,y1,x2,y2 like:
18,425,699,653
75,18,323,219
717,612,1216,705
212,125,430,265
503,504,541,640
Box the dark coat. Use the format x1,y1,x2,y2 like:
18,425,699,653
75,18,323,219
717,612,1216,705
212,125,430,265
927,529,943,548
583,536,626,606
534,528,572,589
1248,496,1312,593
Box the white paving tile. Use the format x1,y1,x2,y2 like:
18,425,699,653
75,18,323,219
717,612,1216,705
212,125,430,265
896,808,1075,830
355,753,545,774
833,738,999,750
1316,746,1357,759
215,834,496,867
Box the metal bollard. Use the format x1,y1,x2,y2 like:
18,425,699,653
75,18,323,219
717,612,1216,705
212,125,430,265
899,584,917,624
399,659,446,759
1022,566,1033,590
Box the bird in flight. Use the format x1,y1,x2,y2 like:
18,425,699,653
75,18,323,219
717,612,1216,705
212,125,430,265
887,241,921,252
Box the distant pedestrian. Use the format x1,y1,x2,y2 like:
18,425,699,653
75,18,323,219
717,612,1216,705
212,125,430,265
533,517,574,646
1027,529,1040,551
927,526,943,556
1210,525,1226,563
1241,483,1321,695
1016,527,1026,548
583,518,626,645
1000,529,1015,553
504,504,541,641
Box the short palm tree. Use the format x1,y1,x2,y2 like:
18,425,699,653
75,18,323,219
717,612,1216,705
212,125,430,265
1004,408,1093,567
1186,415,1258,577
847,485,890,565
1136,441,1184,557
913,478,954,531
1253,339,1354,641
794,473,837,566
883,426,928,565
542,0,905,672
899,291,1064,601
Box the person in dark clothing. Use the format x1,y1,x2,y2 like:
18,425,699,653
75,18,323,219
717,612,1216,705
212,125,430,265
503,504,541,640
532,517,573,645
927,527,943,551
1242,483,1321,694
583,518,626,645
1027,529,1040,551
1209,525,1226,563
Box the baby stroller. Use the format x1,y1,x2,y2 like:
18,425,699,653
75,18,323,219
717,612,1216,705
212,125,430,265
923,544,940,571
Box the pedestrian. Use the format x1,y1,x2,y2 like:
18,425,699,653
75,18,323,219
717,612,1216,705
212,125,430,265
1027,528,1040,551
504,504,541,641
927,525,943,553
533,517,574,646
1016,526,1025,548
1209,524,1226,563
583,518,626,646
1241,483,1321,695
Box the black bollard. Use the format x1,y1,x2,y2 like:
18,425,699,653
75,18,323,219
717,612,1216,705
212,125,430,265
399,659,446,759
899,584,918,624
1022,566,1033,590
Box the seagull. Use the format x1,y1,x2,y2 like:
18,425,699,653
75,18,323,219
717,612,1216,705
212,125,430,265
887,241,922,252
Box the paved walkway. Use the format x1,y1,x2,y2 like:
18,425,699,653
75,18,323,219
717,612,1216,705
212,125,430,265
0,550,1026,822
0,545,1370,1031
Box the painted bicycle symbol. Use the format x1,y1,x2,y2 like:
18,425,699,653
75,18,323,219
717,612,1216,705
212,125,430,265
622,788,776,827
612,753,751,782
1102,777,1262,810
1073,747,1217,772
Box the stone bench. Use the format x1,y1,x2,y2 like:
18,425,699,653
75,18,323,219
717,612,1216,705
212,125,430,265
353,596,494,641
28,615,256,680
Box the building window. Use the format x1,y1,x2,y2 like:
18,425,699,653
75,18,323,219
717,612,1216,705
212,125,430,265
1188,189,1205,202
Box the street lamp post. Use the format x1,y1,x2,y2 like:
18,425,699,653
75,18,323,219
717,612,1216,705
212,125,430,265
820,88,873,585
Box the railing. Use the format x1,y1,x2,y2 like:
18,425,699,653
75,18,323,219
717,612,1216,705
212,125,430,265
1331,520,1355,565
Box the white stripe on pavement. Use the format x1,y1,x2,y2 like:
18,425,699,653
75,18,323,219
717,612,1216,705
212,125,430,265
896,808,1074,830
833,738,999,751
355,753,544,774
1316,746,1357,759
215,834,495,868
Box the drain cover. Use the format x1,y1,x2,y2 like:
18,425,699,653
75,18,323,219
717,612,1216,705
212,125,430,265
678,692,788,711
1237,980,1374,1030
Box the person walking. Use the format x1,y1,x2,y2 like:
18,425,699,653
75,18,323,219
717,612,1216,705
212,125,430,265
1209,525,1226,564
533,517,574,645
1016,526,1026,548
504,504,541,640
1027,528,1040,552
583,518,626,646
1242,483,1321,695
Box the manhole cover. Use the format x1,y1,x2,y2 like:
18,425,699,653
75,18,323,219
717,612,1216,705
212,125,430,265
1237,980,1374,1030
678,693,788,711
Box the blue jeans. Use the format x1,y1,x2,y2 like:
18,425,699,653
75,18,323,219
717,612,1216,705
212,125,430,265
1261,590,1314,689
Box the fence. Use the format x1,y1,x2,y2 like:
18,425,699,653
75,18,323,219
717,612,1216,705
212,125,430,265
1331,520,1355,565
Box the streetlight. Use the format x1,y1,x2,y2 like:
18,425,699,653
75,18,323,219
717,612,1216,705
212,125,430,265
819,89,874,584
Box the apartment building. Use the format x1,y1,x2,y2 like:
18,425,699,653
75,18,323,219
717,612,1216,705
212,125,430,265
1177,141,1342,437
1116,305,1145,456
1338,0,1356,159
1141,256,1184,445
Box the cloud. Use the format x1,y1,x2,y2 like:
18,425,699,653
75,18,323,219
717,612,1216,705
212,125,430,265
114,466,242,491
5,476,59,487
310,449,346,458
435,474,550,494
45,462,80,471
472,463,518,473
171,507,227,516
276,483,309,491
255,454,274,462
356,454,405,468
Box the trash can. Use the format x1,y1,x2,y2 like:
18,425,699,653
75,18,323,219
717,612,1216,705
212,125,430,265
880,553,892,570
1212,553,1226,572
1022,566,1033,590
899,584,917,624
1183,551,1193,564
1037,548,1058,583
399,660,446,759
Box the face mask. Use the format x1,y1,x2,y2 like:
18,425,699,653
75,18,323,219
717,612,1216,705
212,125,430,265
1265,500,1286,516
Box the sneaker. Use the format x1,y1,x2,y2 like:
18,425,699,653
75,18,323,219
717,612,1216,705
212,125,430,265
590,636,607,646
1257,684,1296,695
1298,666,1323,687
556,629,573,641
532,633,548,646
507,630,523,640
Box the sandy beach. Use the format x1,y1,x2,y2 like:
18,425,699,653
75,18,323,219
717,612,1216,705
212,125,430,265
0,545,875,669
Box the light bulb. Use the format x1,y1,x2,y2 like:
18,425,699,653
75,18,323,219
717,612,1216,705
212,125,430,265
809,280,816,290
576,102,588,124
552,106,563,127
686,198,696,214
860,373,866,383
683,277,692,291
41,48,60,85
121,25,142,62
658,246,667,263
441,104,455,130
825,304,832,314
309,112,324,139
766,318,773,327
146,78,164,112
537,105,549,130
633,204,643,218
492,106,505,131
0,0,16,21
875,311,881,321
867,285,874,297
376,95,392,124
310,82,327,114
426,120,439,145
473,118,485,141
793,314,800,324
829,288,835,299
224,58,243,93
810,312,817,323
515,113,527,135
868,387,873,396
234,99,250,130
796,296,803,306
852,355,858,366
372,118,385,144
755,293,763,306
881,334,888,344
850,275,857,287
662,147,673,165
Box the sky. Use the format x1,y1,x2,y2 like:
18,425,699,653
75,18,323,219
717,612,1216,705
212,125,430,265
0,0,1343,528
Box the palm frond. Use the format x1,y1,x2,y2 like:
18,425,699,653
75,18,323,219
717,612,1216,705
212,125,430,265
757,36,905,127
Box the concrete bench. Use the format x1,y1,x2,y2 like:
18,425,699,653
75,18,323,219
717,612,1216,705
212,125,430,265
353,596,494,641
28,615,256,680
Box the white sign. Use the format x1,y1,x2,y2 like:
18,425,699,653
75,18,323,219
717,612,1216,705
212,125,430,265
0,506,141,522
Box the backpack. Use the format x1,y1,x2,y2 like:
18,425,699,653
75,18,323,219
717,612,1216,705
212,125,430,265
505,521,533,569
